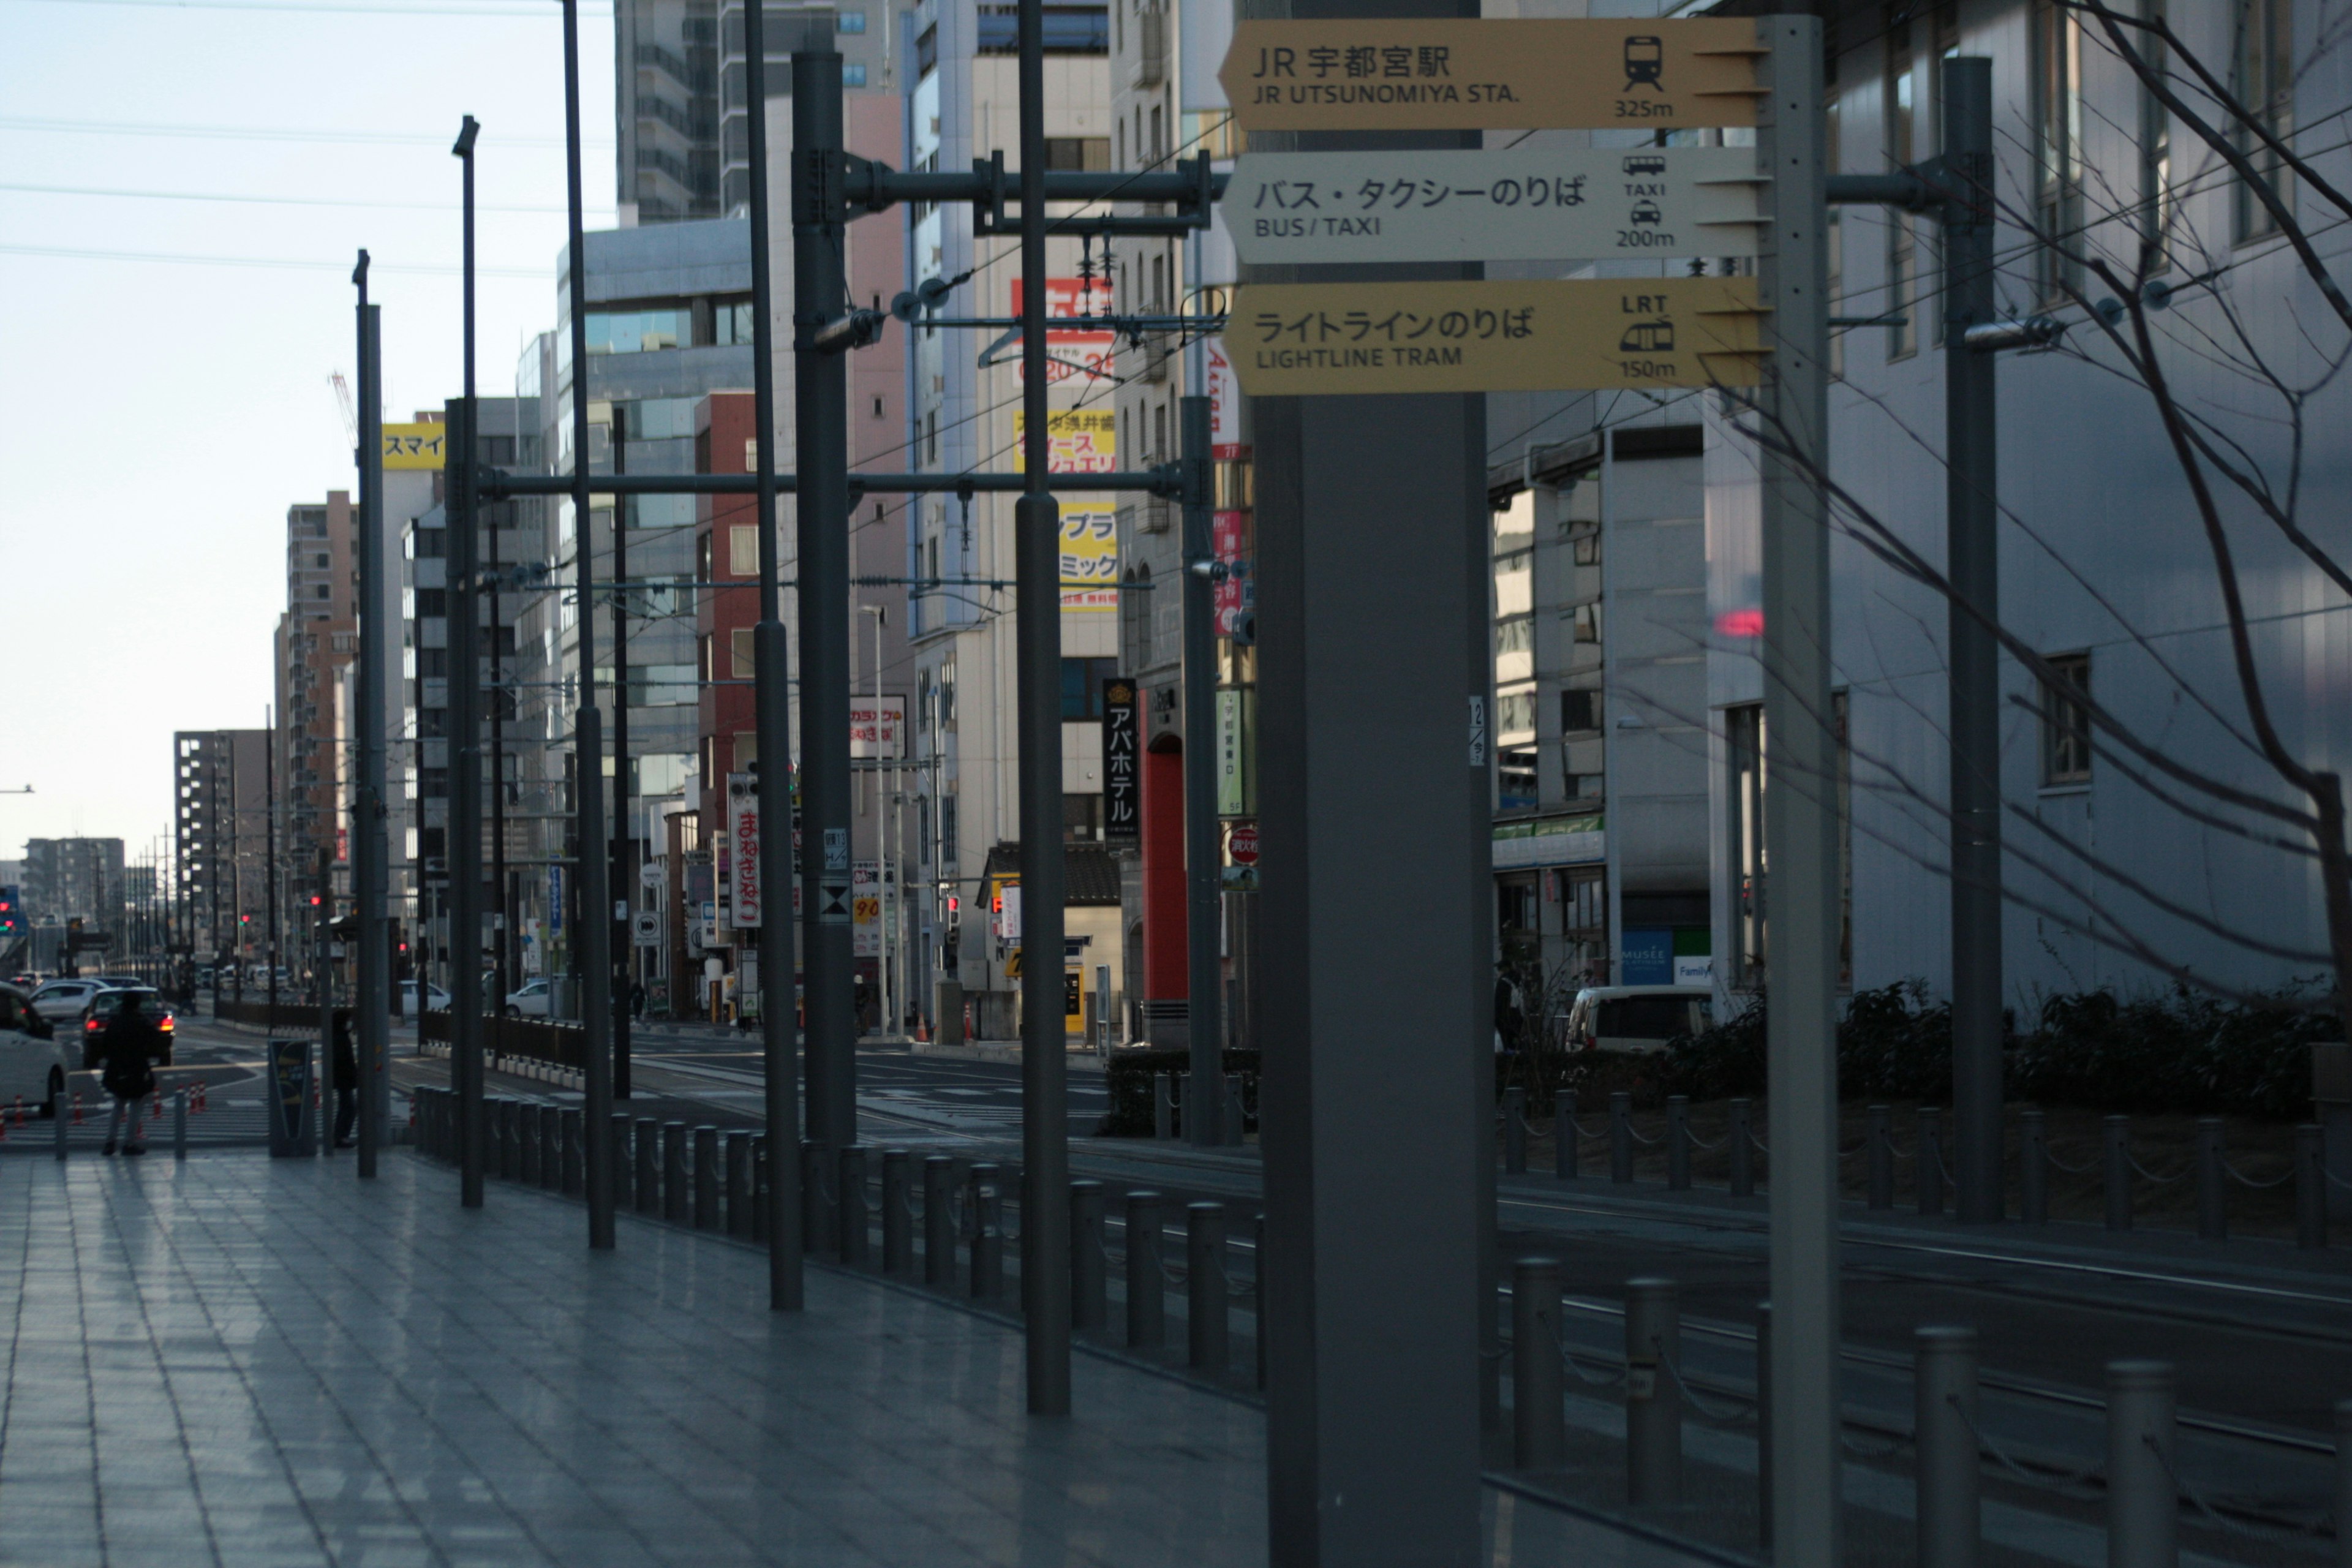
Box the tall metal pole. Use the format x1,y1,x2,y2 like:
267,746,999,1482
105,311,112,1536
793,48,857,1152
750,15,805,1306
562,0,617,1250
611,404,634,1095
354,257,387,1178
266,707,279,1019
316,844,333,1155
1757,17,1841,1566
1943,56,2003,1226
1179,394,1223,1144
1016,0,1072,1415
489,385,512,1022
450,111,486,1211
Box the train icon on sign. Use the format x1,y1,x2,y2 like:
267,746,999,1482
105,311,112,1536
1619,318,1676,353
1623,35,1664,89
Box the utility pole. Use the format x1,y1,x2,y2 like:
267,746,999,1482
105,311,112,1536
1756,18,1842,1566
317,844,333,1156
489,382,513,1026
750,15,805,1306
611,404,633,1095
1014,0,1073,1415
449,112,486,1211
794,47,858,1153
266,706,279,1020
1179,395,1222,1144
354,252,388,1178
561,0,618,1250
1942,56,2003,1226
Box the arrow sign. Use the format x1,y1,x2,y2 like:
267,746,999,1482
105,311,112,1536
1227,147,1762,266
1228,277,1766,396
1221,18,1763,133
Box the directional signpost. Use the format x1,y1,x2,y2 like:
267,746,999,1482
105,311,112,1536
1227,146,1762,266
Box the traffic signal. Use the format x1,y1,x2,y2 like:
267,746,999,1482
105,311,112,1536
0,885,18,939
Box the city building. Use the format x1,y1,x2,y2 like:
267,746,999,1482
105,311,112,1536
903,0,1121,1041
274,495,357,894
23,837,126,973
172,728,271,971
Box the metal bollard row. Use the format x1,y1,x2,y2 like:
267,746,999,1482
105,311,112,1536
694,1125,720,1231
1188,1201,1227,1374
924,1155,957,1287
968,1162,1003,1301
838,1145,869,1264
1071,1180,1106,1330
1512,1257,1564,1469
1624,1277,1681,1505
726,1130,753,1239
1126,1189,1164,1349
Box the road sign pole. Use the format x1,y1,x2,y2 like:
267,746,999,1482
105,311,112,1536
353,266,388,1181
1942,56,2003,1226
1756,16,1842,1567
1181,394,1223,1145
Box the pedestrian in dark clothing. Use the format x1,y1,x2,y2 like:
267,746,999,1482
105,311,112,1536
331,1012,359,1148
98,995,161,1156
628,980,646,1022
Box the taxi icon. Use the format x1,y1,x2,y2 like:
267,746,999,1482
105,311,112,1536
1629,201,1664,225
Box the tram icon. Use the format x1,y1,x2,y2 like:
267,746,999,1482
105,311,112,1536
1623,34,1664,89
1619,318,1676,353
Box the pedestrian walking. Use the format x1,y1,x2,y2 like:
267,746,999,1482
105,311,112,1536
331,1011,358,1148
97,993,162,1156
628,979,646,1022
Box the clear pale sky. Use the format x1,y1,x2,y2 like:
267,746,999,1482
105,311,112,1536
0,0,618,862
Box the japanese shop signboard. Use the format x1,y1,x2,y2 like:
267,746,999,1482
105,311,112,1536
1012,408,1117,472
725,773,761,930
1219,19,1762,132
1227,146,1762,265
1060,508,1120,613
1227,277,1765,397
1009,278,1117,385
849,695,905,759
1102,679,1140,845
382,423,448,470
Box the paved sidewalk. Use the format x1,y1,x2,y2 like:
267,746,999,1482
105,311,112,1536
0,1152,1719,1568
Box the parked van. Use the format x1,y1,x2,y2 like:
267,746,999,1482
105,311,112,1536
1562,986,1713,1055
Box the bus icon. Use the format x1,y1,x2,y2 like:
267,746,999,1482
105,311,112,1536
1619,318,1675,353
1623,35,1664,89
1622,154,1667,176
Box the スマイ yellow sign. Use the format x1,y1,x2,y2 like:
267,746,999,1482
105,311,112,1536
382,423,448,470
1228,277,1766,396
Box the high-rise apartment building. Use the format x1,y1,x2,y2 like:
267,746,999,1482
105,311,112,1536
275,495,357,888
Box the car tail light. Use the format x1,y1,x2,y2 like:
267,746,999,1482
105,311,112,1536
85,1017,100,1032
159,1015,175,1031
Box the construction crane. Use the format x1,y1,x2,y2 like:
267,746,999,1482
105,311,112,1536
330,371,358,451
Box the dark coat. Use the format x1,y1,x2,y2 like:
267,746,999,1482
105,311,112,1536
331,1015,358,1091
97,1009,159,1100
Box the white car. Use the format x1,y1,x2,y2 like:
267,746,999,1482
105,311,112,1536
1561,986,1714,1055
503,979,552,1018
29,978,103,1025
0,984,74,1113
399,981,452,1014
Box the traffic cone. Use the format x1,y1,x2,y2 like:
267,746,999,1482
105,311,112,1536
71,1093,83,1125
914,1016,930,1044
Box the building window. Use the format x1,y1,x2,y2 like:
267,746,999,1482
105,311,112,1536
940,794,959,862
2141,0,2173,271
940,659,957,727
837,9,867,29
1045,137,1112,171
1572,603,1602,644
842,61,867,86
731,628,755,680
1494,614,1534,685
1496,683,1537,741
2235,0,2294,241
1060,656,1118,720
2041,652,2092,786
1498,745,1539,810
1561,688,1599,733
976,5,1109,54
1885,15,1919,358
2034,0,2084,300
730,524,760,576
1063,793,1103,841
315,584,331,600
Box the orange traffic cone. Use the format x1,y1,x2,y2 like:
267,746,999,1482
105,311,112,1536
71,1093,83,1125
915,1016,930,1044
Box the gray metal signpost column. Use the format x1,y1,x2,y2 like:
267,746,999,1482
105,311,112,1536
1014,0,1072,1414
1941,57,2003,1225
560,0,616,1248
353,259,388,1180
1757,17,1842,1566
1180,395,1223,1144
447,370,483,1206
794,50,858,1156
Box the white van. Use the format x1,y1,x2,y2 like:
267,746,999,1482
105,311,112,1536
1562,986,1713,1055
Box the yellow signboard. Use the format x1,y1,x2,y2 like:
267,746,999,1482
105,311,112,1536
1221,19,1762,132
1228,278,1766,396
1060,508,1119,613
1011,407,1116,472
382,422,448,470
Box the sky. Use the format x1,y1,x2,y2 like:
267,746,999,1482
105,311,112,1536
0,0,619,863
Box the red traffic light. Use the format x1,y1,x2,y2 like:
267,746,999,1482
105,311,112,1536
946,895,959,913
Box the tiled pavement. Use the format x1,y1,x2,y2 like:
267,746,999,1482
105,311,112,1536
0,1150,1719,1567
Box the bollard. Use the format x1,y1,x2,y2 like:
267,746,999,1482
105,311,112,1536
2196,1119,2227,1242
518,1102,540,1186
968,1163,1004,1302
173,1090,187,1161
502,1099,522,1182
1504,1088,1528,1175
1728,1098,1754,1197
2334,1400,2352,1568
1226,1073,1246,1145
1556,1089,1580,1181
693,1126,720,1232
661,1122,688,1226
1868,1105,1894,1211
751,1134,771,1244
881,1150,913,1269
536,1107,558,1191
1916,1326,1981,1568
53,1092,67,1161
1071,1180,1107,1330
838,1145,870,1265
1153,1073,1174,1139
1756,1301,1773,1553
1666,1096,1691,1191
2022,1108,2049,1225
1624,1277,1681,1506
2105,1114,2133,1232
924,1155,957,1286
1610,1091,1635,1185
1188,1201,1228,1375
802,1141,836,1256
726,1131,753,1239
1918,1106,1945,1218
2106,1360,2177,1568
1512,1256,1566,1469
2299,1125,2328,1250
1126,1190,1166,1349
605,1114,630,1212
561,1109,582,1197
634,1118,660,1216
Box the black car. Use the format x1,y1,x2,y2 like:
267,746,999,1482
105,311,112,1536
80,987,175,1071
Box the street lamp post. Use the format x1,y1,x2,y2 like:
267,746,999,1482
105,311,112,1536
450,113,486,1209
